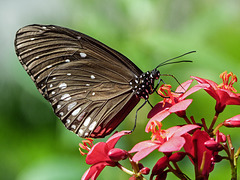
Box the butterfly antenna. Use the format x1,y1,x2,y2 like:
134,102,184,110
156,51,196,69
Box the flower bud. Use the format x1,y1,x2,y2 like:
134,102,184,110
138,163,144,170
140,167,150,175
218,132,226,142
169,152,186,162
129,175,137,180
213,155,223,162
223,115,240,127
152,156,169,175
108,148,128,162
204,140,223,151
155,171,167,180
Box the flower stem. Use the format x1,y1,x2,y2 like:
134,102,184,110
128,154,139,174
116,163,134,176
212,123,223,135
226,135,238,180
167,163,188,180
208,112,219,133
183,115,192,124
201,118,208,132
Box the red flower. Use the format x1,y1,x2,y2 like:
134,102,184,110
183,130,215,179
147,80,207,129
81,131,130,180
129,122,199,162
223,114,240,127
191,71,240,113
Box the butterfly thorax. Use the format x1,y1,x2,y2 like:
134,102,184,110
130,69,160,99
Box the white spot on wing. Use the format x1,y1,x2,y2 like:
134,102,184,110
71,125,76,129
42,26,47,29
59,83,67,89
30,38,35,40
89,121,97,131
50,84,53,88
65,59,70,63
72,107,81,116
77,112,86,121
80,52,87,58
66,119,70,124
67,73,71,76
61,94,71,101
59,112,64,116
51,91,55,95
57,104,61,109
83,117,91,126
47,65,52,68
86,84,90,86
52,77,56,80
92,92,95,96
78,129,84,136
90,75,95,79
68,102,77,111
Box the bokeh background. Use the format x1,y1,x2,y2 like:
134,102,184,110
1,0,240,179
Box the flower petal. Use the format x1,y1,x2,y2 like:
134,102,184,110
146,109,171,132
129,140,158,153
148,102,171,118
217,89,240,105
169,99,192,113
81,162,109,180
85,142,111,164
191,76,218,89
172,124,200,137
152,156,169,175
181,84,210,100
159,136,185,152
164,126,181,138
131,144,159,162
183,130,214,177
175,79,193,92
106,130,131,149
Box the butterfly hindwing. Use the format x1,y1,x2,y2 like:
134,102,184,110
46,60,140,137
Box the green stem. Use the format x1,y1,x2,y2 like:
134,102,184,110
212,123,223,135
116,163,134,176
227,135,237,180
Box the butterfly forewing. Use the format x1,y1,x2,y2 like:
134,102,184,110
15,24,142,138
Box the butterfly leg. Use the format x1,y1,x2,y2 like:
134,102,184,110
160,74,185,90
131,99,148,133
147,100,153,108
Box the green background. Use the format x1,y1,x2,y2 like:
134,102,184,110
0,0,240,179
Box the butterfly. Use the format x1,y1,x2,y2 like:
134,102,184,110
15,24,193,138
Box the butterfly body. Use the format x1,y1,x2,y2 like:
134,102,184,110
15,24,160,138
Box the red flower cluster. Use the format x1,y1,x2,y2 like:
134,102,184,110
79,71,240,180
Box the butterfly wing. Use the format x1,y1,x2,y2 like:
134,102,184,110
46,60,140,138
15,24,142,138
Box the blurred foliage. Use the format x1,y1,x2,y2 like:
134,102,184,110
0,0,240,179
